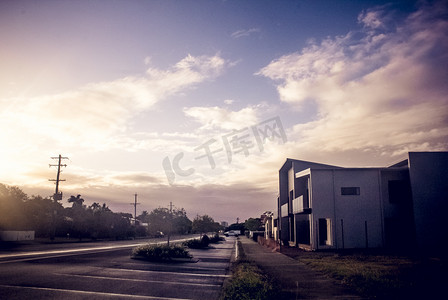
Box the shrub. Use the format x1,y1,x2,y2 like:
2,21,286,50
183,235,211,249
210,233,225,243
201,234,210,246
132,244,192,262
183,239,203,249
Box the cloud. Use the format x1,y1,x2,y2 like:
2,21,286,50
257,1,448,157
231,28,260,39
358,7,388,29
183,106,259,131
0,54,228,151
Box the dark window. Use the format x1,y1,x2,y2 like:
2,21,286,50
341,187,360,195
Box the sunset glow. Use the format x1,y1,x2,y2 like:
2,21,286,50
1,0,447,223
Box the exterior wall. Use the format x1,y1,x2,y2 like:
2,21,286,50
278,159,341,245
288,167,295,194
278,171,289,242
334,169,383,249
408,152,448,250
380,168,415,248
311,169,384,249
309,170,335,249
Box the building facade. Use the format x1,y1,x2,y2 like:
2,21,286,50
273,152,448,251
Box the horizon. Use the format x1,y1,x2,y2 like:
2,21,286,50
1,0,447,223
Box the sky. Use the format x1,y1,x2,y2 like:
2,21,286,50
1,0,447,224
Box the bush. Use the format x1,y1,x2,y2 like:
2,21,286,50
210,233,225,243
132,244,192,262
183,235,211,249
201,234,210,246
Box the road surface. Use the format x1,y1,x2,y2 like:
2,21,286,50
0,236,236,299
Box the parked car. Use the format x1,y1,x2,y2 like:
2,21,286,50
224,230,241,237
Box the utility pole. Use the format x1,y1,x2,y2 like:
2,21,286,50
49,154,68,201
48,154,68,241
130,193,140,224
167,201,174,246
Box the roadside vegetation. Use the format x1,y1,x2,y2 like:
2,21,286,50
287,249,448,299
0,183,223,242
183,235,210,249
131,243,192,262
183,233,225,249
221,241,278,300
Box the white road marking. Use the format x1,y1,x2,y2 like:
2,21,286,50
55,273,221,287
120,262,225,271
106,267,231,278
0,284,193,300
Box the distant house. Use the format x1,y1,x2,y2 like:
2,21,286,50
273,152,448,251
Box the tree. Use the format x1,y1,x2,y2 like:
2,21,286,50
226,222,245,232
66,194,93,239
68,195,84,208
172,208,192,234
146,208,172,236
244,218,262,231
137,210,150,223
24,195,64,238
88,202,116,239
0,184,29,230
192,215,221,234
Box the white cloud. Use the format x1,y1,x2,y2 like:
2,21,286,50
183,106,259,131
0,54,229,185
358,8,386,29
231,28,260,39
257,2,448,157
0,54,228,150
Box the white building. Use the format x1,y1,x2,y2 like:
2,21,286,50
274,152,448,251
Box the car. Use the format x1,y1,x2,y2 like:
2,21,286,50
224,230,241,237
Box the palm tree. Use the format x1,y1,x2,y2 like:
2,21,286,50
68,195,84,208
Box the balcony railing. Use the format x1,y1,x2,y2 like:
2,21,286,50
292,195,311,214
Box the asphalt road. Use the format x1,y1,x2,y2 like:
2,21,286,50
0,236,236,300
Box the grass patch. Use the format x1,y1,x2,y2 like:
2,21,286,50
291,250,448,299
131,243,192,262
221,241,278,300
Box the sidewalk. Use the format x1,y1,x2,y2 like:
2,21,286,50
238,237,362,299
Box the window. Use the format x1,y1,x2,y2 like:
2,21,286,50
341,187,360,195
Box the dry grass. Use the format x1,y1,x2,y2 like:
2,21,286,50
286,249,448,299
